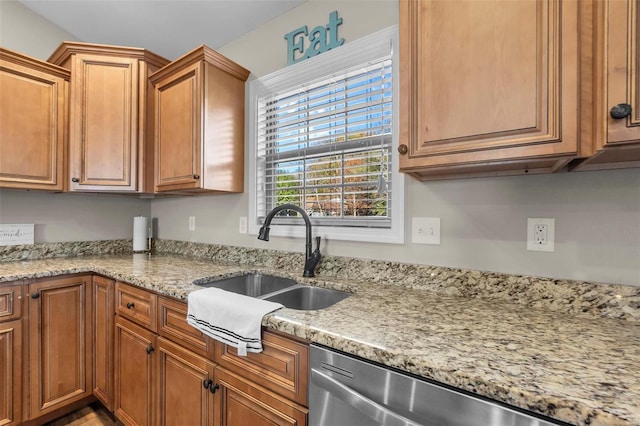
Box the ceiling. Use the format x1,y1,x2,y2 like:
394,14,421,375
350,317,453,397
19,0,306,60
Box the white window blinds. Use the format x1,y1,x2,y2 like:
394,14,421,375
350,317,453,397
257,60,392,227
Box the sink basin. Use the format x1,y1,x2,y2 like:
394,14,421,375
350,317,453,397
194,273,297,297
264,286,350,310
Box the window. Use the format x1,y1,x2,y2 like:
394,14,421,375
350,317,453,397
248,26,404,243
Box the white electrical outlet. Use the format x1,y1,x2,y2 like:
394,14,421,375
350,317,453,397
527,218,554,252
188,216,196,231
534,224,547,245
412,217,441,245
239,216,248,234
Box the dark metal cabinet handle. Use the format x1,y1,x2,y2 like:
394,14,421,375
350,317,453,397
203,379,213,390
610,103,632,119
193,174,200,180
209,383,220,394
126,302,135,309
71,177,80,183
397,144,408,155
146,345,155,355
31,292,40,299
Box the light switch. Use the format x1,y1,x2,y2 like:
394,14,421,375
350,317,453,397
412,217,440,245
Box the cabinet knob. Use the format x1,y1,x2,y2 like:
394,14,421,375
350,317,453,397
203,379,213,389
193,174,200,180
397,144,408,155
610,103,632,119
31,292,40,299
146,345,155,355
126,302,135,309
209,383,220,394
71,177,80,183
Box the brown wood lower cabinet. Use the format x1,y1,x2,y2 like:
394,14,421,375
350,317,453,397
158,295,214,359
93,276,115,411
0,318,22,426
1,276,310,426
28,275,93,419
214,367,307,426
156,337,216,426
114,293,218,426
215,330,308,406
114,316,156,426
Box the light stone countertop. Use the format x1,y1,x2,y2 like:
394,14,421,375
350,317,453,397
1,254,638,426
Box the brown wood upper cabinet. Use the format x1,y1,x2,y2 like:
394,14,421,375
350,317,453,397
575,0,640,170
150,45,250,193
48,42,168,192
399,0,581,180
0,48,69,191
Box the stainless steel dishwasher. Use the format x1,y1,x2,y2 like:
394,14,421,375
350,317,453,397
309,345,564,426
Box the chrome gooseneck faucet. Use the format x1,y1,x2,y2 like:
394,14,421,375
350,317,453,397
257,203,322,277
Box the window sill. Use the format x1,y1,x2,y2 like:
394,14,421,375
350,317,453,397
249,223,404,244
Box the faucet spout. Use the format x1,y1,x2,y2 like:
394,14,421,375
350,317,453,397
257,203,320,277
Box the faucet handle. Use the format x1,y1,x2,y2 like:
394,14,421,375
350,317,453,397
315,236,321,251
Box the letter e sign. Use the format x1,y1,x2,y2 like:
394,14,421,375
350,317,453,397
284,11,345,66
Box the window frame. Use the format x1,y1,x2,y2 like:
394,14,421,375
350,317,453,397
248,25,404,244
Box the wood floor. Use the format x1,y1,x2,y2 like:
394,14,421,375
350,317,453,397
44,403,117,426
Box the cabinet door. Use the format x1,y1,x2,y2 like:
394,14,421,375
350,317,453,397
93,276,115,411
158,296,214,359
214,367,307,426
399,0,579,178
605,0,639,145
28,275,92,419
215,330,309,406
156,337,215,426
0,319,22,426
0,49,68,191
154,62,203,192
68,54,139,191
114,316,155,426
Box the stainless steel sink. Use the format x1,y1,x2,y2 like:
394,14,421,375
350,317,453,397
264,286,350,310
194,273,297,297
194,273,350,310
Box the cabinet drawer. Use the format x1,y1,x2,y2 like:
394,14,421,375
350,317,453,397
157,296,213,358
0,284,22,322
215,330,309,406
115,282,157,332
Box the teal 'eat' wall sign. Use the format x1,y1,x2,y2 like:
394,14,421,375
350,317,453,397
284,10,345,66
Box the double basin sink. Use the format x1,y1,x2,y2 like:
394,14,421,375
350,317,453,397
194,273,350,311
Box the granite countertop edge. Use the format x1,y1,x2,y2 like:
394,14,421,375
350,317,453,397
0,254,638,426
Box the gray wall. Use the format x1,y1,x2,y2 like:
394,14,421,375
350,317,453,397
2,1,639,286
152,0,640,286
0,190,150,242
0,0,77,59
0,1,150,242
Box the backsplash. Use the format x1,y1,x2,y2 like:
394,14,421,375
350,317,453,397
0,239,132,261
156,240,640,322
2,238,638,322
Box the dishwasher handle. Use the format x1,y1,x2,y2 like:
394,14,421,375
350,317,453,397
311,368,425,426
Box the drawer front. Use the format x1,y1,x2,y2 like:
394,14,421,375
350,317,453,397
0,284,22,322
157,296,213,358
115,282,157,332
215,330,309,406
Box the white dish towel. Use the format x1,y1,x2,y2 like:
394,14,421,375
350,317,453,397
187,288,283,356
